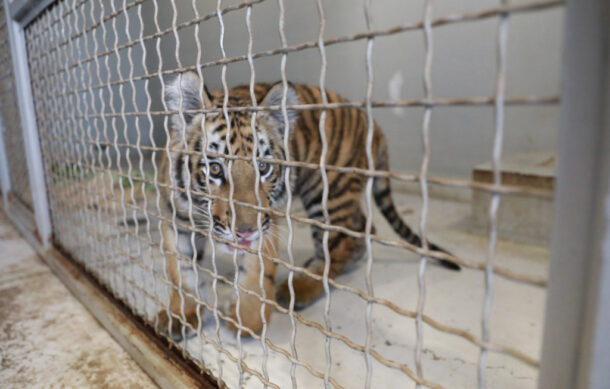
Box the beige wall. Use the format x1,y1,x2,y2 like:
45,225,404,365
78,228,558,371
143,0,563,179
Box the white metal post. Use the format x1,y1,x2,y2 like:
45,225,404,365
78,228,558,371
3,0,52,247
0,115,12,207
538,0,609,388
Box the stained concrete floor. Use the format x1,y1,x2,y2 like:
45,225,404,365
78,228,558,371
0,209,157,389
0,181,551,388
188,192,549,388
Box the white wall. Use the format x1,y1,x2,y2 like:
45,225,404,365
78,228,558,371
142,0,563,179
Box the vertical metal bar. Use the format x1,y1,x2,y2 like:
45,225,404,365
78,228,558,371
478,2,509,388
74,0,94,272
168,0,191,348
186,0,206,369
362,0,376,388
100,0,123,297
0,115,11,207
3,0,52,247
120,0,145,316
155,0,180,341
276,0,299,387
539,0,609,388
66,0,94,276
71,0,93,268
314,1,332,387
77,0,107,292
576,138,610,389
93,0,118,295
189,3,224,384
133,1,155,320
108,0,129,303
116,0,137,312
142,0,161,332
0,4,12,204
151,0,173,337
415,0,434,384
40,4,64,250
61,0,77,259
216,1,245,385
56,1,75,257
244,4,271,386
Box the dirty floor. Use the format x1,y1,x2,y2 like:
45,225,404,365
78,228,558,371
0,209,156,389
188,192,549,388
0,181,550,388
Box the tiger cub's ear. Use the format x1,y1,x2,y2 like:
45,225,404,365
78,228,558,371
261,82,299,136
165,71,213,129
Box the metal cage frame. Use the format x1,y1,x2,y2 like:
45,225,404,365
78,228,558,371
0,0,607,388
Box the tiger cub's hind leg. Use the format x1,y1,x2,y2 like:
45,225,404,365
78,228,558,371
277,204,368,310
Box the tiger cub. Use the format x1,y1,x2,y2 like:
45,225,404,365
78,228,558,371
158,71,459,337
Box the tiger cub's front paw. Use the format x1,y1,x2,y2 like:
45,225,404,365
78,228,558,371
276,269,325,311
156,309,202,341
225,294,275,336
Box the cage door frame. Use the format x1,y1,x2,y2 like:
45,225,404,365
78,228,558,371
0,116,10,204
1,0,51,247
539,0,610,388
0,0,608,387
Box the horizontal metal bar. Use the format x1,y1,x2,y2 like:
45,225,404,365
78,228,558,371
9,0,55,27
43,133,555,199
51,199,540,375
37,92,560,112
29,0,563,88
42,150,550,288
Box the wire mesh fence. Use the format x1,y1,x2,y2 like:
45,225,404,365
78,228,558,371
14,0,563,387
0,2,32,209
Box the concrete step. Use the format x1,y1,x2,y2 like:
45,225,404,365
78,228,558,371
470,151,555,247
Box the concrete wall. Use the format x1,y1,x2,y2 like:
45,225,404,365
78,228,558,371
135,0,564,179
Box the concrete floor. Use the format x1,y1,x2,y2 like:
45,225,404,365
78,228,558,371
188,192,549,389
0,209,156,389
0,183,551,389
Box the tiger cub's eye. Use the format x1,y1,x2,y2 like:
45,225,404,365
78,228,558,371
258,161,271,176
208,162,223,178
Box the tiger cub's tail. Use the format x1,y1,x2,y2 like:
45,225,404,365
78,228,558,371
372,143,460,271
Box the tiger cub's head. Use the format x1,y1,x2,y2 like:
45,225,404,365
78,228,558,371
165,72,299,252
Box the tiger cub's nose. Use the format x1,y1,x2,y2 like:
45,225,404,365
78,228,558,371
236,228,257,239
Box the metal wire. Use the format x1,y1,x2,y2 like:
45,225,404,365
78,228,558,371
171,0,196,349
363,1,376,387
276,0,299,387
31,131,557,201
135,0,157,327
42,145,544,370
479,2,510,387
415,0,434,384
154,0,180,346
245,3,271,385
148,0,165,334
314,1,333,387
33,0,562,92
34,138,552,288
188,0,211,374
189,1,225,383
217,1,246,385
13,0,560,387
